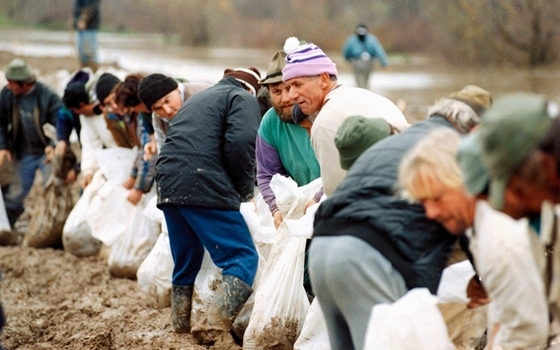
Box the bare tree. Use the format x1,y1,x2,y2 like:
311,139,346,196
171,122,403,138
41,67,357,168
490,0,559,66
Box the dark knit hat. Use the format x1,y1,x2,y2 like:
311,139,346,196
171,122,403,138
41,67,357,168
223,68,261,95
5,58,35,82
335,116,392,170
63,82,89,109
138,74,179,110
95,73,121,104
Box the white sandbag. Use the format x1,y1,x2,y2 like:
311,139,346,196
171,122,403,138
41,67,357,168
62,171,106,257
243,176,321,349
437,260,487,349
142,194,163,225
0,188,11,231
284,202,319,240
293,298,331,350
87,180,132,248
437,260,475,304
243,225,309,349
96,147,137,184
364,288,455,350
241,198,276,262
136,224,174,308
190,214,265,340
108,192,160,279
190,250,223,329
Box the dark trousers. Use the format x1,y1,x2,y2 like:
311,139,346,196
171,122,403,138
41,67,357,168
162,205,258,287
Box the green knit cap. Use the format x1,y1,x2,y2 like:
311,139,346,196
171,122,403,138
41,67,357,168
335,116,392,170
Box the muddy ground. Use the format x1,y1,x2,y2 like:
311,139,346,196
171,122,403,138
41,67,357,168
0,51,209,350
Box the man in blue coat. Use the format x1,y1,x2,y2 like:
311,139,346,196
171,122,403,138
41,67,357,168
155,67,262,347
342,23,389,89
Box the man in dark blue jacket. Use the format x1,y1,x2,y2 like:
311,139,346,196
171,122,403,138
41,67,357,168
308,85,492,350
155,67,261,347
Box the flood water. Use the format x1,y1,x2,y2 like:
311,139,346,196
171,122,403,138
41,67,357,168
2,28,560,120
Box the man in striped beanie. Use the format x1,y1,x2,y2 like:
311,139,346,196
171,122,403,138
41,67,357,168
281,37,409,196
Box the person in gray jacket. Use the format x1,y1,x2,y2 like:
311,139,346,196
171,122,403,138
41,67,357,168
309,85,492,350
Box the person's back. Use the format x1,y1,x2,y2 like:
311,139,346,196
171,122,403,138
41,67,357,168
311,85,407,196
157,76,260,210
316,116,457,290
155,68,262,346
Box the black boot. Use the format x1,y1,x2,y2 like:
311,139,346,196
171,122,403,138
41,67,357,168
193,275,253,346
171,285,193,333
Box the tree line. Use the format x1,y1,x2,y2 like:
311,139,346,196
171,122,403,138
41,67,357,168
0,0,558,67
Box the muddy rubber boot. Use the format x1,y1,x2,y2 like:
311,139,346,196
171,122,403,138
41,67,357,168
193,275,253,347
171,285,193,333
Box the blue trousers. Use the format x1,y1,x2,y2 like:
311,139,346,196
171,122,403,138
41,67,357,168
162,205,258,287
76,29,98,65
3,153,50,225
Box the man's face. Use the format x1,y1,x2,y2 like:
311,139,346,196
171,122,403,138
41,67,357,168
268,81,293,122
70,102,96,117
102,92,124,115
501,174,558,219
286,75,325,115
419,177,475,234
151,89,182,119
7,81,30,96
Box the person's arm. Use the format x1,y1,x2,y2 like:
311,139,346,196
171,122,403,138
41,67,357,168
0,96,10,160
256,134,288,216
223,94,260,202
342,36,355,60
367,34,389,67
130,127,157,204
78,115,103,187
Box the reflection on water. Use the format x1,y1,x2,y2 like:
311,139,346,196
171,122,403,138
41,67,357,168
1,28,559,120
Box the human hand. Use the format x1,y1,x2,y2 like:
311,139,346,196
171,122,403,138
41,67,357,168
126,188,143,205
304,198,318,214
65,168,78,184
0,149,12,163
273,210,283,229
44,145,55,163
466,276,490,308
77,19,86,30
81,172,94,189
122,176,136,190
143,141,157,161
55,141,68,156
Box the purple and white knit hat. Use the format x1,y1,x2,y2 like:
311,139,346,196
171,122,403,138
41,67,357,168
282,37,337,82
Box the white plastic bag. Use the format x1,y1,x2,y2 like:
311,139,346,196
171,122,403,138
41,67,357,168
136,223,174,308
0,188,11,232
364,288,455,350
62,171,106,257
293,298,331,350
87,180,133,248
108,192,160,279
96,147,136,184
437,260,487,349
243,176,317,349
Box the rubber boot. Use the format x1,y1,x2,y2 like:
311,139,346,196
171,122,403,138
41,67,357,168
171,285,193,333
193,275,253,347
